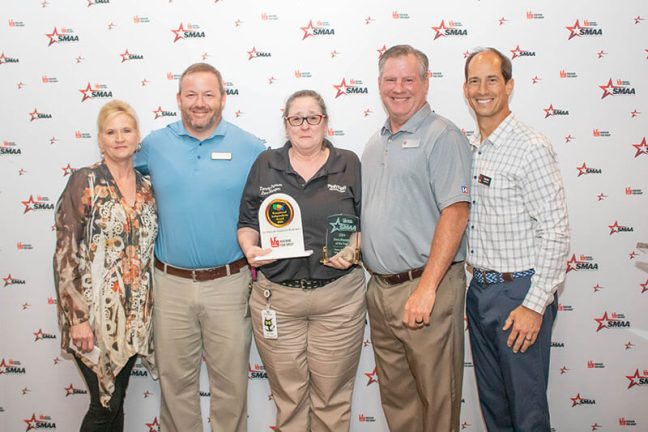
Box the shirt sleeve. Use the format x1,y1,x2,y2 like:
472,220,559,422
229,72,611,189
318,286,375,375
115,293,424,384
428,127,472,210
520,139,571,314
237,151,265,231
349,152,362,228
53,170,91,326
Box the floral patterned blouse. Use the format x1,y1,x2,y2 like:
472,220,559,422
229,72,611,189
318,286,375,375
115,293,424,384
53,162,157,406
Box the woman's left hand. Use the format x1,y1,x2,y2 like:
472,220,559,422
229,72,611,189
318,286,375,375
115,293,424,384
70,321,94,353
323,246,356,270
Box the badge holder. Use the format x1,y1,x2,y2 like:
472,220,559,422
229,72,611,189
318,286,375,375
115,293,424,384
261,288,278,339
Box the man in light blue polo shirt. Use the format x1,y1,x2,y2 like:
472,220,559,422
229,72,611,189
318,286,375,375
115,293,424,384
135,63,265,432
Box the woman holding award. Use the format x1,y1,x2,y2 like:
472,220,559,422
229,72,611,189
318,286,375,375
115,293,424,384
238,89,365,432
53,100,157,431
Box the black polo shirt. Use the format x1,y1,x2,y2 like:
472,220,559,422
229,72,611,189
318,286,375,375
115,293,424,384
238,140,361,283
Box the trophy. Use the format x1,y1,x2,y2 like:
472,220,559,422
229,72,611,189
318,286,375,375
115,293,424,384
257,193,313,260
321,214,360,264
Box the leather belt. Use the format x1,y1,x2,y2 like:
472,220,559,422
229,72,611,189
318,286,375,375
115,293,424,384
278,277,339,290
155,257,248,282
373,266,425,286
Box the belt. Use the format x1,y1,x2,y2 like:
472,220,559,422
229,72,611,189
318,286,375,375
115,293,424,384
278,277,339,289
154,257,248,282
470,266,535,285
373,266,425,286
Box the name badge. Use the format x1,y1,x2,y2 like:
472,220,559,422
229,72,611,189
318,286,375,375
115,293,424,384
402,139,420,149
261,308,278,339
478,174,492,187
211,152,232,160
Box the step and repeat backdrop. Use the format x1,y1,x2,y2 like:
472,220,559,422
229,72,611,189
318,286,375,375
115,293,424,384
1,0,646,431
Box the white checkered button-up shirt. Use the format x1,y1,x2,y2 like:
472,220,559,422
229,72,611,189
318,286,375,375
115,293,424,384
468,114,570,314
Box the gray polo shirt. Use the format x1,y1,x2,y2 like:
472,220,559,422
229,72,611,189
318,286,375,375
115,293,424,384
361,103,471,274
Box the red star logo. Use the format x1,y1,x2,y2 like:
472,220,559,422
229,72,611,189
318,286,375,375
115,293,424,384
76,56,84,64
50,137,57,145
593,283,603,292
61,163,74,176
65,384,75,396
29,109,39,122
22,387,30,395
363,109,372,117
22,195,36,213
268,76,276,85
432,20,448,40
144,390,153,398
171,23,185,42
626,369,643,389
634,16,644,24
625,341,635,350
564,134,574,143
543,104,555,118
87,0,94,6
365,16,374,25
596,192,607,201
120,49,131,63
247,47,258,60
591,423,601,431
80,82,94,102
201,52,209,60
235,110,242,118
146,417,161,431
463,50,470,59
599,78,617,99
24,414,38,431
566,20,582,40
365,367,378,386
141,79,150,87
596,50,607,59
22,302,31,309
640,279,648,294
632,137,648,158
594,312,610,331
234,19,242,27
2,274,13,287
330,50,339,58
629,251,638,260
362,339,371,347
631,109,640,118
0,53,7,64
510,45,523,59
33,328,45,341
153,106,164,119
0,358,8,374
300,20,315,40
531,75,541,84
560,366,570,374
565,254,578,272
333,78,349,98
576,162,589,177
107,22,116,30
17,81,26,89
53,357,61,364
377,44,387,58
570,393,583,406
608,221,620,235
461,421,471,429
46,27,60,46
498,17,508,26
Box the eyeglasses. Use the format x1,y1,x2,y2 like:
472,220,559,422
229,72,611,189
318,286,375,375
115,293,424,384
284,114,326,127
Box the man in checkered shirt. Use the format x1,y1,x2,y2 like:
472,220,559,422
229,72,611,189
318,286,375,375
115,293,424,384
463,48,570,431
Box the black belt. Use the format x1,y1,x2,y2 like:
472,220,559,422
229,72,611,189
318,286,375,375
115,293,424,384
278,277,340,289
372,261,463,286
155,257,248,282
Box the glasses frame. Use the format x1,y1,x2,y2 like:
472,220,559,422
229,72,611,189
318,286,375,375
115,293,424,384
284,114,326,127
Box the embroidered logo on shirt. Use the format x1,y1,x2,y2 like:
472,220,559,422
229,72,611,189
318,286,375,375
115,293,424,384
259,184,282,196
327,184,347,193
478,174,491,186
461,185,469,195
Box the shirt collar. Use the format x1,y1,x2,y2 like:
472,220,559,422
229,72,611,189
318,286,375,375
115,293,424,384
470,112,516,149
169,119,228,141
381,103,433,136
268,139,345,175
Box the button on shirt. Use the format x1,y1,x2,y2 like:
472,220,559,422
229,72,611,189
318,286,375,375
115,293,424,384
135,120,265,269
468,113,570,314
362,104,472,274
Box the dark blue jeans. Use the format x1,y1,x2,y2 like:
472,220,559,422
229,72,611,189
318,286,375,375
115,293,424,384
467,275,557,432
74,355,137,432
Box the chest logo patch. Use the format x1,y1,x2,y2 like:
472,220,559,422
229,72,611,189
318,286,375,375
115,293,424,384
327,184,347,193
478,174,492,187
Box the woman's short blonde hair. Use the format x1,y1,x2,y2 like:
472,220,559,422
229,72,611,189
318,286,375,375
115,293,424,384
96,99,140,134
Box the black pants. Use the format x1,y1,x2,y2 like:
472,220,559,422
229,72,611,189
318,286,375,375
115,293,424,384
74,355,137,432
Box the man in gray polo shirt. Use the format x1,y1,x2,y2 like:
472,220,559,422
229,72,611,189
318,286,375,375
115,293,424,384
362,44,471,432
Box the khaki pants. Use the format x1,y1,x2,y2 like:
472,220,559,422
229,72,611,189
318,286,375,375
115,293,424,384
250,267,367,432
367,261,466,432
153,267,252,432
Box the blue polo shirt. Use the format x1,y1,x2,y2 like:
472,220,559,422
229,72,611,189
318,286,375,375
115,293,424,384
135,120,265,268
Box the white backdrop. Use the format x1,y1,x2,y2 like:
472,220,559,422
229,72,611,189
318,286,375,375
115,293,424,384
1,1,647,431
